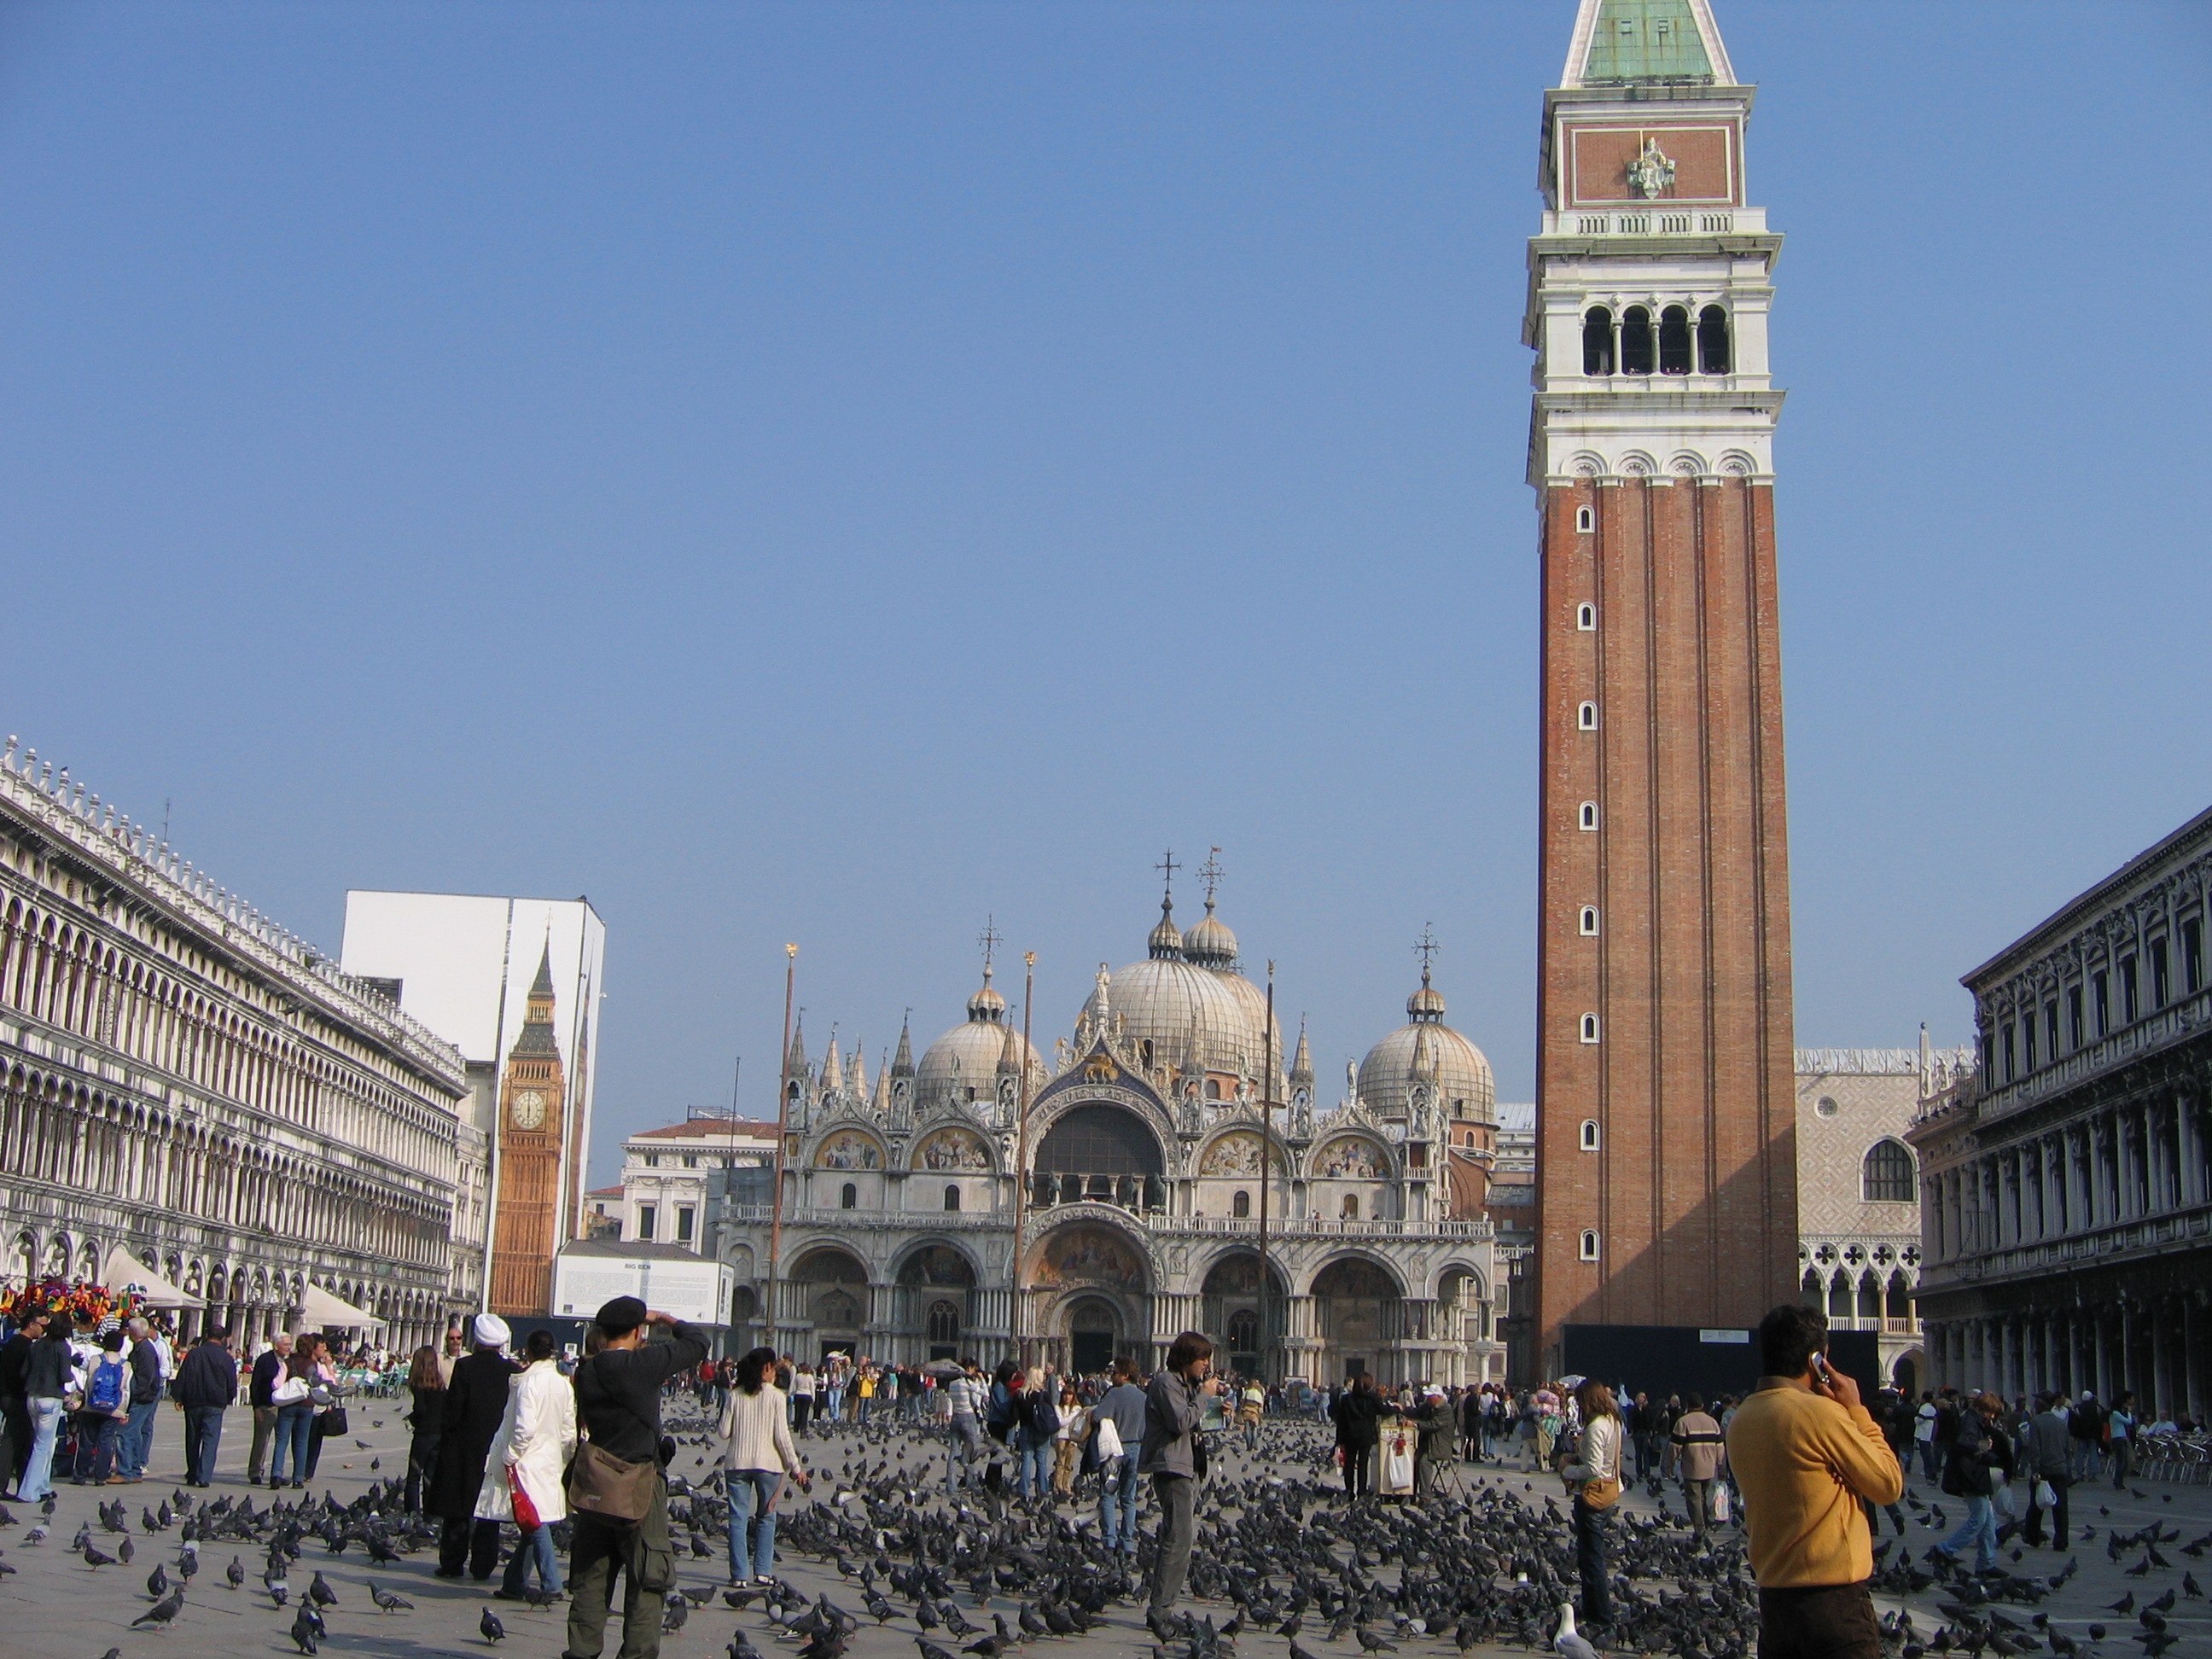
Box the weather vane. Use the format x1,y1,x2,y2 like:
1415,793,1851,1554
1414,924,1440,980
978,915,1002,979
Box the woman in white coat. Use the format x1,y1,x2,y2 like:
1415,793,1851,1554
474,1329,578,1598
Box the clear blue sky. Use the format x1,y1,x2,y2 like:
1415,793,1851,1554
5,3,2207,1183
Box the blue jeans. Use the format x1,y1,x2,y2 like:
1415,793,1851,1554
1098,1455,1142,1552
1572,1493,1615,1624
947,1416,984,1491
1016,1431,1053,1500
271,1404,314,1483
183,1406,224,1486
725,1469,784,1582
119,1400,159,1479
17,1398,65,1501
500,1524,562,1596
1940,1494,1998,1570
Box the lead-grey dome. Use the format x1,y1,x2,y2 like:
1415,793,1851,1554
1356,970,1495,1123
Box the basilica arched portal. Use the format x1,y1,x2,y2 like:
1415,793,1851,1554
1027,1219,1151,1373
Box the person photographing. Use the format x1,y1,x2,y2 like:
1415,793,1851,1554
562,1298,707,1659
1726,1305,1904,1659
1143,1331,1224,1635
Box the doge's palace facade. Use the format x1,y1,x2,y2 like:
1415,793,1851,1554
0,740,471,1353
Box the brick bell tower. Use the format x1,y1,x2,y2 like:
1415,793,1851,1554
1529,0,1798,1371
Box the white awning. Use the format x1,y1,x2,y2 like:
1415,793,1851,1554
296,1283,385,1332
102,1246,203,1310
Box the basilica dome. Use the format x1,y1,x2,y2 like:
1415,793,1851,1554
1356,970,1495,1123
917,971,1047,1112
1096,894,1281,1081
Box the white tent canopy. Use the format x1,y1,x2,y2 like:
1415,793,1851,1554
101,1245,202,1310
296,1283,384,1333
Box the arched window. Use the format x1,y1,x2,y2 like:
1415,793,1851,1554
1579,1119,1600,1152
1863,1139,1918,1202
1827,1274,1852,1318
1578,701,1598,731
1227,1307,1259,1357
943,1184,961,1212
1856,1275,1882,1319
1341,1194,1359,1220
1231,1190,1250,1218
840,1182,857,1210
1576,602,1597,631
1575,505,1595,533
1579,1013,1601,1044
1658,305,1692,375
927,1300,960,1345
1579,905,1600,936
1578,1230,1600,1261
1579,800,1598,831
1203,1078,1222,1101
1582,307,1615,375
1620,307,1654,375
1697,306,1731,374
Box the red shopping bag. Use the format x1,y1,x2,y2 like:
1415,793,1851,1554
509,1464,542,1530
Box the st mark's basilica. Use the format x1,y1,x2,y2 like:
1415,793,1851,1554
721,874,1505,1387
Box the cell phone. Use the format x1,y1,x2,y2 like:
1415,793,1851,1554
1811,1354,1832,1382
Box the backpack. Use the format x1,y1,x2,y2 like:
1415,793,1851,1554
2069,1402,2103,1441
88,1354,127,1414
1022,1389,1062,1439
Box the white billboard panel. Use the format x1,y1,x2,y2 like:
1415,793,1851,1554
552,1253,734,1329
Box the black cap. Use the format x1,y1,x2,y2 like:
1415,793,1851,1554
595,1295,648,1336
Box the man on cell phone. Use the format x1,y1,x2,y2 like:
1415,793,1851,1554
1726,1306,1903,1659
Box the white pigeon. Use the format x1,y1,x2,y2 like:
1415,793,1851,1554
1554,1604,1600,1659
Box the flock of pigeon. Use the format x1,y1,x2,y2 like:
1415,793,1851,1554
0,1405,2204,1659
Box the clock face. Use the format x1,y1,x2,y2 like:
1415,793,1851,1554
512,1088,549,1131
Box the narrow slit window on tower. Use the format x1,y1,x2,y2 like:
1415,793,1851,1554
1579,905,1600,936
1578,1119,1600,1152
1577,701,1598,731
1576,602,1597,631
1578,1229,1601,1262
1697,305,1731,374
1620,306,1654,375
1581,307,1615,375
1658,306,1692,375
1575,505,1595,533
1579,1012,1601,1044
1579,800,1599,831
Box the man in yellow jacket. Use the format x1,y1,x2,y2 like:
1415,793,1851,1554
1726,1305,1903,1659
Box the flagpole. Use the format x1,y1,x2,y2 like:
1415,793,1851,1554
1012,949,1036,1371
765,943,796,1354
1258,960,1276,1383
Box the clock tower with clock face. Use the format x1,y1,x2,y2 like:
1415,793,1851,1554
491,945,568,1316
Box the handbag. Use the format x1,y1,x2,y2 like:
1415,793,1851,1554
568,1439,658,1523
318,1406,350,1437
509,1463,543,1530
273,1376,310,1406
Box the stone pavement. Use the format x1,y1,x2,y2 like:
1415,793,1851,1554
1,1400,2208,1659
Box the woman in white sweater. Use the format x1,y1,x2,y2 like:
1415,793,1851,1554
1560,1378,1623,1631
718,1346,811,1585
474,1330,579,1598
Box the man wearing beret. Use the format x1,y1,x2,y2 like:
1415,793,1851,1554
563,1296,708,1659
